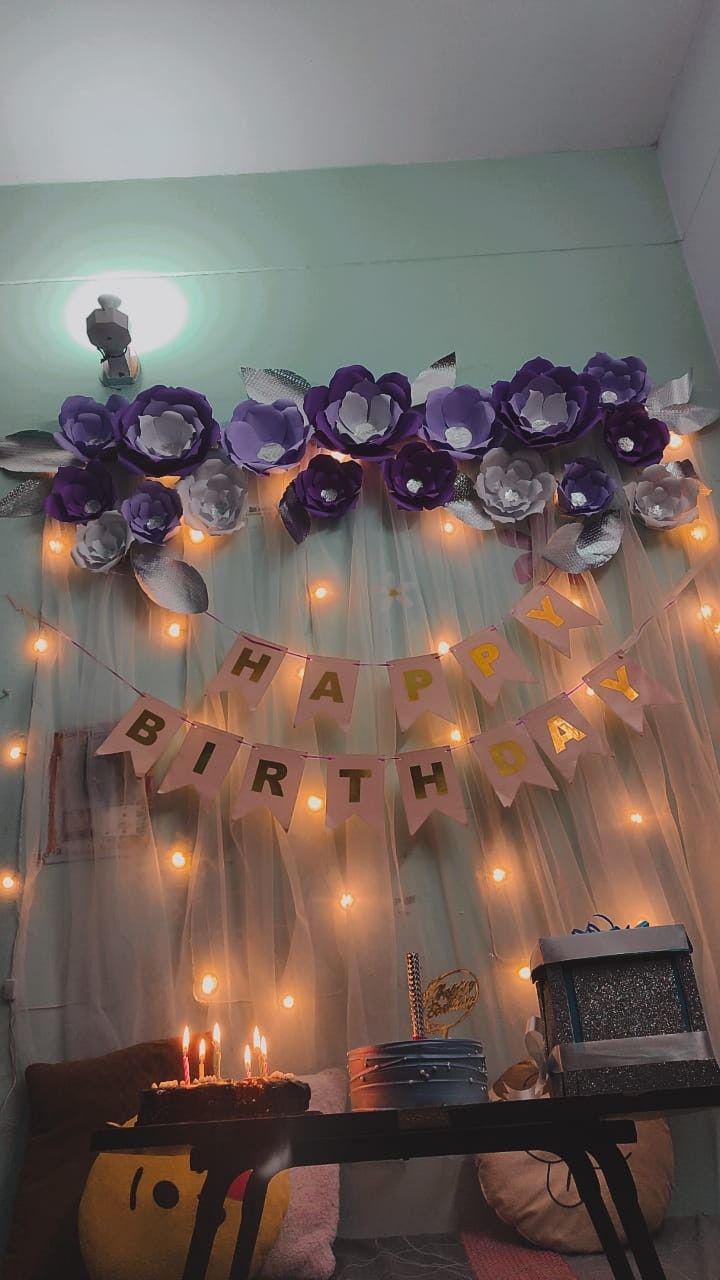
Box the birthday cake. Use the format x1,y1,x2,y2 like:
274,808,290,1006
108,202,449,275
137,1074,312,1126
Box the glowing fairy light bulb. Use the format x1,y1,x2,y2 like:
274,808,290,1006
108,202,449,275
281,994,295,1009
339,892,355,910
47,537,65,555
32,635,49,655
188,527,206,544
517,965,531,981
312,584,329,602
667,431,682,450
449,727,462,743
699,604,714,620
437,640,451,656
1,873,18,892
690,523,708,543
442,520,456,534
200,972,219,996
492,867,507,883
166,620,183,639
306,794,323,813
170,849,187,869
629,812,643,825
5,742,24,764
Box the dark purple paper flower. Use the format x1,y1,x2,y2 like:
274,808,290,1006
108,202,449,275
421,384,500,458
54,395,119,460
294,455,363,519
305,364,420,460
558,456,617,516
382,441,456,511
222,399,308,474
43,460,115,524
121,480,182,544
115,385,219,477
583,352,650,407
604,404,670,467
492,357,602,449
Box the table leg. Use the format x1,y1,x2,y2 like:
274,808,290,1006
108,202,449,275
182,1157,234,1280
228,1170,271,1280
592,1143,667,1280
561,1147,636,1280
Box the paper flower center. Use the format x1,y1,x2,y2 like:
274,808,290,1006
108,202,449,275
257,443,284,463
83,499,102,515
320,487,338,503
406,478,423,495
502,487,520,504
601,389,619,404
146,515,167,530
444,426,473,450
570,490,587,507
617,436,634,453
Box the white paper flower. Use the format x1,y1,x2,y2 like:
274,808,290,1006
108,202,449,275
71,510,132,572
177,459,249,536
475,447,556,524
625,463,700,529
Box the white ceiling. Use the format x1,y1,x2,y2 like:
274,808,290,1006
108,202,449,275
0,0,705,186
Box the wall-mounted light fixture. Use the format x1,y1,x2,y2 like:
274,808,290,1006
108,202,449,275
86,293,141,387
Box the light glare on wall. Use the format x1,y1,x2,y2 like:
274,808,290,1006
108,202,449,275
64,274,188,355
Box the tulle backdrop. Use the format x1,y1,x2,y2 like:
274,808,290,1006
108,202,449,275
3,149,720,1231
13,436,720,1085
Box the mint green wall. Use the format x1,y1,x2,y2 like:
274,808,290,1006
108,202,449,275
0,147,718,1243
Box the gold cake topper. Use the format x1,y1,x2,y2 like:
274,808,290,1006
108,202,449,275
422,968,480,1038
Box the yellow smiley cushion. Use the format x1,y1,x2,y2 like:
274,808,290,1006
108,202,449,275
79,1122,289,1280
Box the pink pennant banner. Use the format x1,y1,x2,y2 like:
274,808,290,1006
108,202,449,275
96,695,185,777
511,584,600,658
583,653,676,733
294,655,360,730
470,723,557,807
395,747,467,835
205,632,287,708
325,753,386,831
231,742,305,830
158,723,242,802
451,626,536,706
524,693,607,781
387,654,455,731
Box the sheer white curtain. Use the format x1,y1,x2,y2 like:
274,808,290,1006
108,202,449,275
11,430,720,1111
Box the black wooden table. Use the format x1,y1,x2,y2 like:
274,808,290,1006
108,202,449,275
92,1083,720,1280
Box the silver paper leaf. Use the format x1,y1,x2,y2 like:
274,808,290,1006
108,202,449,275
542,511,623,573
411,352,457,407
0,431,74,474
661,404,718,434
443,470,494,530
240,367,310,410
646,372,692,414
130,543,208,614
0,476,52,516
664,458,712,495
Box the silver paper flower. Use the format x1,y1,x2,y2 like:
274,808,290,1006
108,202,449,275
475,447,556,524
71,510,132,572
625,463,701,530
177,459,249,536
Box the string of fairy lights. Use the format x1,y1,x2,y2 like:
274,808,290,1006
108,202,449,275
2,485,718,1003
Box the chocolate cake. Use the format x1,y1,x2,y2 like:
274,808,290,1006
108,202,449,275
137,1074,311,1126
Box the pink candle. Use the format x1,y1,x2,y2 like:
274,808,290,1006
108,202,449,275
260,1034,268,1077
198,1037,206,1082
243,1044,252,1079
182,1025,191,1086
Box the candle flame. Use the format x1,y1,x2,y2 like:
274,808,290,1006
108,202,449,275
260,1035,267,1055
212,1022,221,1045
199,1037,206,1061
252,1025,261,1050
182,1025,190,1053
244,1044,252,1074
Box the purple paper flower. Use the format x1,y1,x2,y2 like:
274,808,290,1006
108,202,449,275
421,384,500,458
115,385,219,477
604,404,670,467
583,352,650,407
43,460,115,524
121,480,182,544
294,455,363,519
221,399,308,474
492,357,602,449
558,456,617,516
305,364,420,460
382,441,456,511
54,395,120,460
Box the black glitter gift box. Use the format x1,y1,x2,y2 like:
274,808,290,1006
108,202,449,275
530,924,720,1097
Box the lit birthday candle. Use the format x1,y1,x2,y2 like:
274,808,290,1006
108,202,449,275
252,1025,262,1076
182,1025,191,1086
260,1034,268,1077
212,1022,222,1081
244,1044,252,1079
198,1037,206,1082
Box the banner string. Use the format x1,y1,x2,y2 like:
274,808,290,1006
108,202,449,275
5,546,714,764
